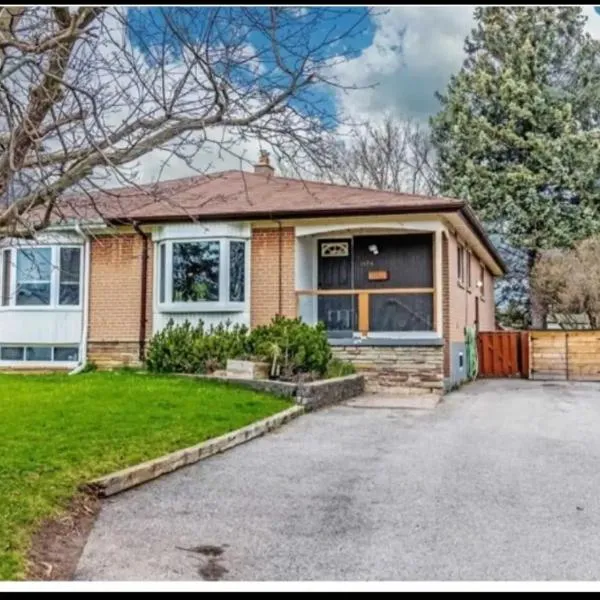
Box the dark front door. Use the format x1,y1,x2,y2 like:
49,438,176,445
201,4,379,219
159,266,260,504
353,234,434,332
317,239,355,335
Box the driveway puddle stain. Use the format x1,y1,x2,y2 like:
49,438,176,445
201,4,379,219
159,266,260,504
176,544,229,580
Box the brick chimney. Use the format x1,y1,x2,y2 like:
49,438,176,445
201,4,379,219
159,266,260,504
254,150,275,177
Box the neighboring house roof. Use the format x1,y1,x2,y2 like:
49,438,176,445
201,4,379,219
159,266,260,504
49,169,506,273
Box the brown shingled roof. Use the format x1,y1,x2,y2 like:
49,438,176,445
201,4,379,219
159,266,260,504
52,170,505,272
55,170,461,222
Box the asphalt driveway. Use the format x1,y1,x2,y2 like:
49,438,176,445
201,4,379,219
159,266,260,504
76,379,600,581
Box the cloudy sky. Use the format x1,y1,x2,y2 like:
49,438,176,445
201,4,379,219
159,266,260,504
127,6,600,183
333,6,600,123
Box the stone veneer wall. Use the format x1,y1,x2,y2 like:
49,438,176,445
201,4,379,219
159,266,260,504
331,345,445,395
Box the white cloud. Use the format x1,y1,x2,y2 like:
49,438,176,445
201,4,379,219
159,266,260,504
106,6,600,183
333,6,600,127
332,6,474,125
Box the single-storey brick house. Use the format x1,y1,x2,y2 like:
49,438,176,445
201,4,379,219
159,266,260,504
0,155,505,393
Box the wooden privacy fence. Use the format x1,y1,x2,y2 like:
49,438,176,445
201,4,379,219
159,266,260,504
530,330,600,381
477,331,530,378
478,330,600,381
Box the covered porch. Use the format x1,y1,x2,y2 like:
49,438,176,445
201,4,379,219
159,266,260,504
294,221,444,344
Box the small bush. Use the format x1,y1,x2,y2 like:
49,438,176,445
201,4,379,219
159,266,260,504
145,316,332,378
248,316,331,377
145,319,250,374
325,358,356,379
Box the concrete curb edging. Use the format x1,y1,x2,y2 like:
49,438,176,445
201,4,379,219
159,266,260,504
85,405,305,497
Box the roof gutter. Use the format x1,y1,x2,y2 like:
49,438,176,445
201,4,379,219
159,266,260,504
109,202,507,276
107,202,462,226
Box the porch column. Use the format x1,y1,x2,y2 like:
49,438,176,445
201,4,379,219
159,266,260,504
435,228,443,337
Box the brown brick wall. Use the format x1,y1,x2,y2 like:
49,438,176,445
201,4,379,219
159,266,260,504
88,233,153,366
447,231,496,342
332,345,444,395
251,226,296,327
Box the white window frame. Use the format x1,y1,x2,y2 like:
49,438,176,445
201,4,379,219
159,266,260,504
0,245,83,311
0,344,79,365
156,237,249,313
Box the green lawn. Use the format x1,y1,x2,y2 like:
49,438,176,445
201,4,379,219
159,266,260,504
0,371,291,580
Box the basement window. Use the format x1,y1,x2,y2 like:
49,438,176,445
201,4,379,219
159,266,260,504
157,239,248,312
0,345,79,363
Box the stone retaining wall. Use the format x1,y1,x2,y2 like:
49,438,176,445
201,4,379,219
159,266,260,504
296,375,365,410
186,373,364,410
331,345,444,395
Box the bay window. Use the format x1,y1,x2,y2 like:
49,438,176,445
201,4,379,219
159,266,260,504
157,238,248,310
0,245,82,309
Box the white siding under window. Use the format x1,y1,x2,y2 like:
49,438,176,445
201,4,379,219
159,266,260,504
0,237,84,354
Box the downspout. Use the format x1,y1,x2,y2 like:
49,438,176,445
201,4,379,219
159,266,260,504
277,220,283,316
69,222,91,375
133,222,149,362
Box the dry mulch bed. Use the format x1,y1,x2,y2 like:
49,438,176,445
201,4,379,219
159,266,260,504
26,490,101,581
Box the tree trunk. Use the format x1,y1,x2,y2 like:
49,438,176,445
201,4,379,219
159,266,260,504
528,249,546,329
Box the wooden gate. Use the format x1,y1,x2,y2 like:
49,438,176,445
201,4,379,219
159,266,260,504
477,331,530,378
530,330,600,381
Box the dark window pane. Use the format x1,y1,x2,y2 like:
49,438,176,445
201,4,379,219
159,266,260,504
467,252,472,287
369,293,434,332
1,250,10,306
16,283,51,306
60,247,80,283
59,283,80,305
17,248,51,282
159,244,166,303
172,241,220,302
317,294,356,336
1,346,24,361
16,248,51,306
229,241,245,302
54,346,79,362
59,247,81,306
26,346,52,361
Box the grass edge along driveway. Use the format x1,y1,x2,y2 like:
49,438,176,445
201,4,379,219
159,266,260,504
0,371,291,580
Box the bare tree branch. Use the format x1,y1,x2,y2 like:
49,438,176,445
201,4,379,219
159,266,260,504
0,6,379,237
284,114,439,195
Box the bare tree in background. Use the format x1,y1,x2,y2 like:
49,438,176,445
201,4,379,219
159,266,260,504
287,114,438,195
531,236,600,329
0,6,376,237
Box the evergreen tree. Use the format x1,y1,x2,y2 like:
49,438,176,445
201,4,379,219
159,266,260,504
430,7,600,326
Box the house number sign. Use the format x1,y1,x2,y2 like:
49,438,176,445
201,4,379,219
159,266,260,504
368,270,389,281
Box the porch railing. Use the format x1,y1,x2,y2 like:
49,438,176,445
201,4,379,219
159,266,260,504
295,288,435,336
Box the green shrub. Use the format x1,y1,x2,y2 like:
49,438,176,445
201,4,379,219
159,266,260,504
248,315,331,377
325,358,356,379
146,316,331,378
145,319,250,374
